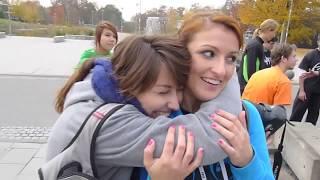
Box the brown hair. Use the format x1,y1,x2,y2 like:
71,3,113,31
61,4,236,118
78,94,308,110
55,59,94,113
55,35,190,113
178,12,243,49
112,35,190,97
271,43,294,66
95,21,118,47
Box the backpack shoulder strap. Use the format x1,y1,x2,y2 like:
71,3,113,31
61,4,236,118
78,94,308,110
90,103,125,176
38,103,124,180
242,99,252,129
241,99,261,131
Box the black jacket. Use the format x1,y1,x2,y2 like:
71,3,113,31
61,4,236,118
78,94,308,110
238,36,265,92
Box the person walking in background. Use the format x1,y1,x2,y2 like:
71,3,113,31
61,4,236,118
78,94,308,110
242,43,297,106
290,37,320,126
238,19,279,94
76,21,118,68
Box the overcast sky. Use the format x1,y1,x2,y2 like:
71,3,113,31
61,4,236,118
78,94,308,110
38,0,227,21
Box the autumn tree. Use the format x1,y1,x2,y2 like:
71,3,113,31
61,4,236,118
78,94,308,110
238,0,320,47
11,0,41,23
0,0,8,18
79,0,96,25
166,7,179,33
183,3,222,21
99,4,122,30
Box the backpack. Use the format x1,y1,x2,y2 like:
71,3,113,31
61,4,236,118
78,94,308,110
38,103,124,180
244,100,287,138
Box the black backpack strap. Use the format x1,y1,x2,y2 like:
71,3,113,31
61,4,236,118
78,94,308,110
63,103,109,151
272,122,287,180
90,104,125,177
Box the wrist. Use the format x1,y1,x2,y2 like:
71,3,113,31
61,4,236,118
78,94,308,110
233,145,254,167
241,146,254,167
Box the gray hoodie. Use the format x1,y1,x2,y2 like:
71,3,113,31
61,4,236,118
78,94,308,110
46,72,242,179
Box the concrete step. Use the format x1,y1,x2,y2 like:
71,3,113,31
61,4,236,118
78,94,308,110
273,122,320,180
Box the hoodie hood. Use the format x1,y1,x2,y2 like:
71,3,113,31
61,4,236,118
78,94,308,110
63,58,145,113
63,71,103,110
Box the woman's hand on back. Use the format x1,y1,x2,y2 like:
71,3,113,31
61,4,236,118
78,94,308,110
211,110,253,167
144,125,204,180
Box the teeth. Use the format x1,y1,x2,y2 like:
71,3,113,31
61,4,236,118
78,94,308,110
202,78,221,85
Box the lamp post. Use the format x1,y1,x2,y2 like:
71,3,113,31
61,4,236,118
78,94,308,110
91,10,94,25
136,0,141,34
101,9,104,21
120,8,124,32
139,0,141,34
284,0,293,44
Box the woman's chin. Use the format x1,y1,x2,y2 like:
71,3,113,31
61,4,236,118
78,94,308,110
197,91,220,102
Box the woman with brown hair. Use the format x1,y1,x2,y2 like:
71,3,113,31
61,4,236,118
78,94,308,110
76,21,118,68
143,13,273,179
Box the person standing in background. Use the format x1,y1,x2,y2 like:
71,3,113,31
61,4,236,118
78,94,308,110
290,37,320,126
238,19,279,94
242,43,298,106
76,21,118,68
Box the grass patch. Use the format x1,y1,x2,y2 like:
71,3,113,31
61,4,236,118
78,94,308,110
0,18,94,37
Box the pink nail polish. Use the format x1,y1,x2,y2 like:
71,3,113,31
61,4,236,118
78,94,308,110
199,148,204,153
180,125,185,130
211,123,217,128
148,139,154,146
218,139,223,144
170,125,175,129
189,131,193,137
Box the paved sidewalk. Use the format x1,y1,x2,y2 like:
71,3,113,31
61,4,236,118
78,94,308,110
0,142,46,180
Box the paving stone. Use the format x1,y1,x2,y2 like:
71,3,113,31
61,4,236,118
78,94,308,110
16,174,40,180
0,126,50,143
34,144,47,158
0,148,37,164
0,142,13,160
0,164,24,179
12,143,42,149
19,157,44,175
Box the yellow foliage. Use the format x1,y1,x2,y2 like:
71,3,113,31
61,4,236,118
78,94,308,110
238,0,320,45
11,1,40,23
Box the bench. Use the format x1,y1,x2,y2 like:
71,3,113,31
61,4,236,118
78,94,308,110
53,36,65,43
0,32,6,38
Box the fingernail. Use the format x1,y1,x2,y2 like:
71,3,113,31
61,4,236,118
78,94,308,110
189,131,193,137
218,139,223,144
211,123,217,128
210,114,215,119
180,125,185,130
199,148,204,154
147,139,154,146
170,125,175,129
